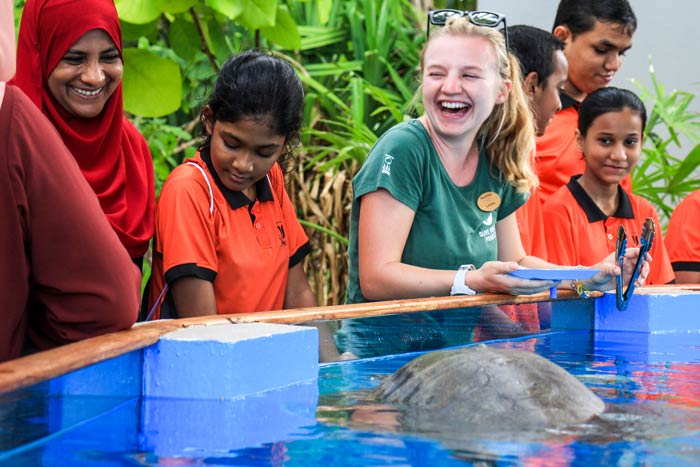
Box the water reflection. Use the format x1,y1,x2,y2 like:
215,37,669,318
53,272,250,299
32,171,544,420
0,385,51,460
334,304,547,359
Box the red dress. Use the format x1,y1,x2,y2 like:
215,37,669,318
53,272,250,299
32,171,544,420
0,86,139,361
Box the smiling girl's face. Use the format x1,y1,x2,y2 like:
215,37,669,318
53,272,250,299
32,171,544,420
204,109,286,200
577,106,643,187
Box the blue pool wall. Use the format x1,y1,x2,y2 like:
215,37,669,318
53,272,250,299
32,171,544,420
143,323,318,399
44,323,320,459
594,290,700,333
553,289,700,364
46,290,700,401
48,322,319,400
36,289,700,461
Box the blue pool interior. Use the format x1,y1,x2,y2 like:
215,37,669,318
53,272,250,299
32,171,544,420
1,290,700,466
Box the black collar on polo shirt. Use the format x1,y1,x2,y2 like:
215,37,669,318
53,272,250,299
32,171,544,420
566,174,634,223
201,146,274,210
560,90,580,111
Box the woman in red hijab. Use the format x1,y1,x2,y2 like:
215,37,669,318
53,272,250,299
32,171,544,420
13,0,155,268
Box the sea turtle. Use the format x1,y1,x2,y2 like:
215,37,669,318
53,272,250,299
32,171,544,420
375,344,605,433
317,344,696,465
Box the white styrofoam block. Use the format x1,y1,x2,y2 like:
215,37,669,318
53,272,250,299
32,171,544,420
143,323,318,399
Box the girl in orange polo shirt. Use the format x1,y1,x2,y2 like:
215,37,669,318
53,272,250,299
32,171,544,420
148,51,344,360
150,51,313,318
542,87,674,284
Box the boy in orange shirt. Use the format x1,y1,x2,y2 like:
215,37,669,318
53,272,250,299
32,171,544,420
536,0,637,203
665,190,700,283
509,25,568,260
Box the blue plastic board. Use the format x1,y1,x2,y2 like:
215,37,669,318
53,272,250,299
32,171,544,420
508,268,601,281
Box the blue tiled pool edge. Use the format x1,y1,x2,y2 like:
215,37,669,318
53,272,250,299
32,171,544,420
50,322,319,399
41,323,321,459
48,289,700,401
5,289,700,465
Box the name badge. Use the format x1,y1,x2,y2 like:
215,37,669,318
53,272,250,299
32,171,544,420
477,192,501,212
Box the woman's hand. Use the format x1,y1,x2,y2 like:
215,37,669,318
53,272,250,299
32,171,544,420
585,248,652,292
468,261,560,295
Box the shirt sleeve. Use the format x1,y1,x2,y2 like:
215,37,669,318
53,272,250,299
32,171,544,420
641,201,675,285
542,190,581,266
155,164,219,284
665,191,700,270
496,181,529,221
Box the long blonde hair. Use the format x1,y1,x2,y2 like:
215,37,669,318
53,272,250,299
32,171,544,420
421,17,537,193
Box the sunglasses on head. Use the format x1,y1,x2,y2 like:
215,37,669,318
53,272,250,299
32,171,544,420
615,217,655,311
426,9,509,51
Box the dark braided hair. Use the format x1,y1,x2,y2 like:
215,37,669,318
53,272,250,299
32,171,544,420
200,50,304,172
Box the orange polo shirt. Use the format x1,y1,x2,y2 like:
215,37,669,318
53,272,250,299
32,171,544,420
536,93,631,204
516,187,548,260
148,151,311,319
542,176,674,285
665,190,700,272
504,157,547,334
509,174,547,334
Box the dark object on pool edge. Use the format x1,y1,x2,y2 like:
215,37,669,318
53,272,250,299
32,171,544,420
376,344,605,432
616,217,655,311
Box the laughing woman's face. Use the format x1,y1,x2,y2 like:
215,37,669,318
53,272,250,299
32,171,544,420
47,29,123,118
421,34,508,143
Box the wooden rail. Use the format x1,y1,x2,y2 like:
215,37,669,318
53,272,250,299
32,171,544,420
0,286,671,394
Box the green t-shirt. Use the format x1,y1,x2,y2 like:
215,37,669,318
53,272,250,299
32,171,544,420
345,119,527,304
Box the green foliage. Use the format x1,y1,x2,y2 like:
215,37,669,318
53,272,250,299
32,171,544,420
122,48,182,116
206,0,244,20
631,63,700,227
290,0,423,171
168,17,201,61
132,116,194,193
13,0,25,31
433,0,477,9
260,5,301,50
116,0,196,23
121,18,160,43
115,0,165,24
236,0,277,29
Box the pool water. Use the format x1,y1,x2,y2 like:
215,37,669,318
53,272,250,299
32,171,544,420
1,325,700,467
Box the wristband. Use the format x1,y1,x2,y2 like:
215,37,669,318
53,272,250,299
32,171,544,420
571,279,591,298
450,264,477,295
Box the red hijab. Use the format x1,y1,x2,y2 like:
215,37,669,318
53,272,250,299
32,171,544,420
13,0,155,258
